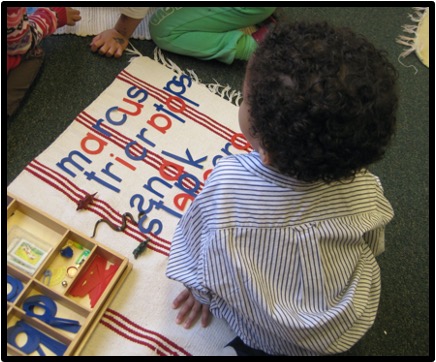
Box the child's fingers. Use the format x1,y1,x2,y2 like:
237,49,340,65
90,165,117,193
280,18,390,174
114,48,123,58
172,289,191,309
66,8,81,25
175,297,194,325
89,35,103,52
171,289,211,329
72,9,81,21
201,305,211,327
181,300,202,329
89,29,127,57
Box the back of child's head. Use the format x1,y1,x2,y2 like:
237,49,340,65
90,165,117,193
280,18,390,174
247,22,398,183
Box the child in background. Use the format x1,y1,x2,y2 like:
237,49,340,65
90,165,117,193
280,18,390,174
7,7,81,117
166,22,398,356
90,7,276,63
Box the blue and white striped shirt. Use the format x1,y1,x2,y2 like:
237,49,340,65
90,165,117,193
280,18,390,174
166,151,394,355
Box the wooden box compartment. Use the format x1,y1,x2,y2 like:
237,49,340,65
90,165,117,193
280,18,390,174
6,193,132,356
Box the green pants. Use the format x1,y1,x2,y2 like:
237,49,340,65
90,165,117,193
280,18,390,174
149,7,276,64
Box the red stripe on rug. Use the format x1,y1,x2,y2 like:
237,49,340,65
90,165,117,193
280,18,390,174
101,308,191,356
117,70,241,144
76,111,203,192
25,159,171,256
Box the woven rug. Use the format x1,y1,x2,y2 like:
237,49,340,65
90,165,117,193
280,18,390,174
53,7,156,40
7,53,252,355
396,7,429,71
52,7,256,43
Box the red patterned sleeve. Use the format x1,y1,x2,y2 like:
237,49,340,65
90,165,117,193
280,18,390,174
7,7,65,56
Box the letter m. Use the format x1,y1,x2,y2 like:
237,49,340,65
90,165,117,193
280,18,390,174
56,150,92,178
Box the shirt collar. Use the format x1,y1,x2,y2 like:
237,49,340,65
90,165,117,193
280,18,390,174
236,152,323,191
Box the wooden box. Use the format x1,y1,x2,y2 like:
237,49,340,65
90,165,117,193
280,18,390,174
6,193,132,356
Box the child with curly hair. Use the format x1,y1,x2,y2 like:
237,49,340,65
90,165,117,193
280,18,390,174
166,22,398,356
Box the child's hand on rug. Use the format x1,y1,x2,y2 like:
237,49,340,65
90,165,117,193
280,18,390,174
90,14,143,58
66,7,81,26
90,29,128,58
172,288,212,329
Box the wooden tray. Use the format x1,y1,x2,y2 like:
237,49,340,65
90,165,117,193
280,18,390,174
6,193,132,356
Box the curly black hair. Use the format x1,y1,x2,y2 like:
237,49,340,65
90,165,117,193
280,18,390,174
247,22,398,183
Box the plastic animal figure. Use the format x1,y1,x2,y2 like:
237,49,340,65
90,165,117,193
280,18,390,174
133,238,150,259
76,192,97,210
91,212,145,238
91,212,137,238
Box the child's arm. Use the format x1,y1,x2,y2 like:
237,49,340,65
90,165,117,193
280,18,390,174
171,288,212,329
7,7,80,56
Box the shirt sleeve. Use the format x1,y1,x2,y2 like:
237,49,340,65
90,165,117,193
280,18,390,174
120,7,150,19
362,175,392,257
166,201,213,305
7,7,65,56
